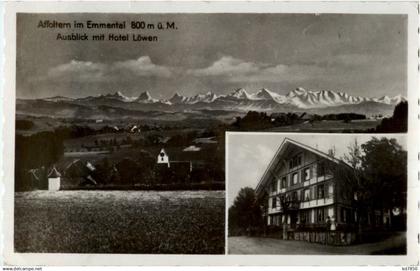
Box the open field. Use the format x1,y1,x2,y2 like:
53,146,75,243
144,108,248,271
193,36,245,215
15,190,225,254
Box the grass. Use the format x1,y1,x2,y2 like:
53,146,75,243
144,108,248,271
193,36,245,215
15,190,225,254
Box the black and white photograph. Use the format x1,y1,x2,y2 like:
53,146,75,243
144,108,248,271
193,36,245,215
5,2,417,265
227,133,407,255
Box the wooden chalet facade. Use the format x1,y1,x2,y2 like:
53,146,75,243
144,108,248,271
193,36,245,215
255,138,358,244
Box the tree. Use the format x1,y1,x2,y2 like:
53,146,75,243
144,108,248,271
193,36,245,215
339,137,406,234
343,139,362,169
327,146,336,158
360,137,406,210
115,159,140,185
228,187,263,236
375,101,408,133
15,131,64,191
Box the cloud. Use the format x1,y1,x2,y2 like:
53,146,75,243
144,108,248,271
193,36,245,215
188,56,323,83
47,60,107,82
114,56,172,78
45,56,173,83
188,56,261,77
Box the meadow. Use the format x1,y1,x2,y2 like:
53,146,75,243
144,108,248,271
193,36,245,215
14,190,225,254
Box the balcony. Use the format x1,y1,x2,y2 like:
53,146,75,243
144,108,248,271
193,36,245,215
287,200,301,210
300,197,334,209
268,206,283,214
302,174,333,188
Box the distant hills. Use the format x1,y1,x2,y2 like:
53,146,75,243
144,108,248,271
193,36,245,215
17,87,406,118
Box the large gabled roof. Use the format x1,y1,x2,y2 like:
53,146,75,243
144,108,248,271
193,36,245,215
255,137,352,194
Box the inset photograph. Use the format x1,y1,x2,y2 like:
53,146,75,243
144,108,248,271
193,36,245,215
227,133,407,255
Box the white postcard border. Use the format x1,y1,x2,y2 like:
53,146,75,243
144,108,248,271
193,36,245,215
2,1,419,266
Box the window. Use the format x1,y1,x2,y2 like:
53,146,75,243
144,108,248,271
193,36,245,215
292,191,298,201
317,208,325,223
303,167,311,181
304,189,310,201
328,183,334,198
292,172,298,185
289,154,302,169
300,210,309,225
272,197,277,208
341,208,348,223
317,184,325,199
271,181,276,193
281,177,287,189
318,162,326,176
273,215,280,226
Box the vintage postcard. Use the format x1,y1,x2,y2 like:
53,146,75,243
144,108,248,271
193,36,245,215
1,0,418,266
227,133,407,254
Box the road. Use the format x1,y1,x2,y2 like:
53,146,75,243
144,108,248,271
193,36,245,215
228,232,406,255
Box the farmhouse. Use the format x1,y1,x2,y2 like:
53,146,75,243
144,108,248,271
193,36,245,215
255,138,403,245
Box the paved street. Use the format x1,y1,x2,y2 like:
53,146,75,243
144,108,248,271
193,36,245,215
228,232,406,255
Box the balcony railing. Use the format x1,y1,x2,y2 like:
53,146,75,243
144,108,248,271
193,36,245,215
300,197,334,209
268,196,334,213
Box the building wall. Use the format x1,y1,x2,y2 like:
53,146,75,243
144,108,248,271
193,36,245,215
264,147,355,229
48,177,61,191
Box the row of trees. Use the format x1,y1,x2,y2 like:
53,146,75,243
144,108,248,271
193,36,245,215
374,101,407,133
228,137,407,236
229,101,407,133
342,137,407,231
231,111,302,131
66,153,224,187
15,131,64,191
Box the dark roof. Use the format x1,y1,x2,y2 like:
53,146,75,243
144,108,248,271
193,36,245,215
48,166,61,178
255,137,352,194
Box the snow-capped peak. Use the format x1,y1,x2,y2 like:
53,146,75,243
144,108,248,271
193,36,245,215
102,91,136,102
135,91,158,103
169,92,188,104
203,91,218,102
249,88,287,103
391,94,406,104
287,87,308,97
228,88,251,99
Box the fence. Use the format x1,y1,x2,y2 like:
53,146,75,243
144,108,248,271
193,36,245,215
291,230,357,245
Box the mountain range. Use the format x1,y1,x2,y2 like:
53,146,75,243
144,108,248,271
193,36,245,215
19,87,406,118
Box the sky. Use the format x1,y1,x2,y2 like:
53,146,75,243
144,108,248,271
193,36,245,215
227,133,406,207
17,13,407,99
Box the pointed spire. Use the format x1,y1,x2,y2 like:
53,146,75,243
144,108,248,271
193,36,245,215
48,166,61,178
